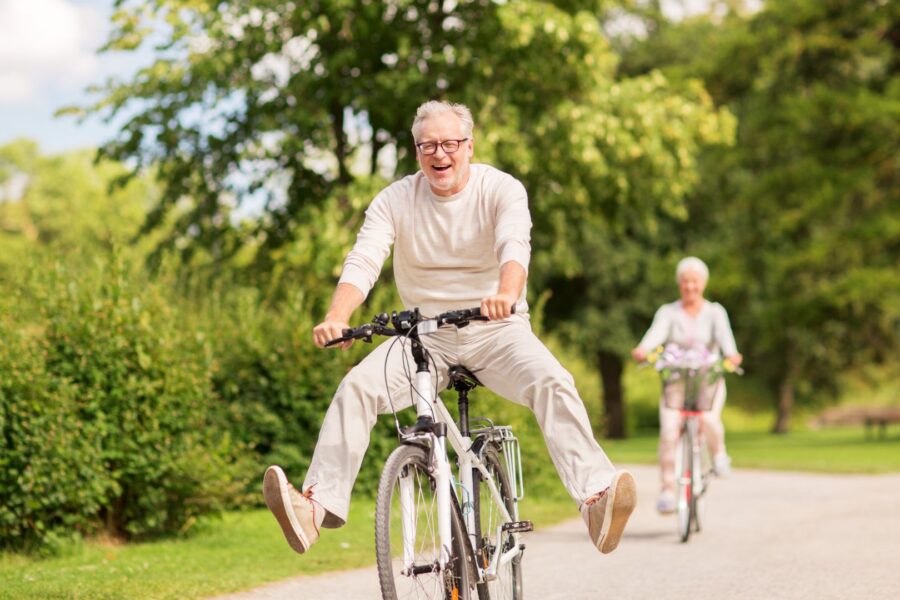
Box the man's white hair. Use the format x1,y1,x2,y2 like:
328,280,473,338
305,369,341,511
676,256,709,283
411,100,474,141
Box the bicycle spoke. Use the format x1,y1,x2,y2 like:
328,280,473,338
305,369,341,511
376,445,472,600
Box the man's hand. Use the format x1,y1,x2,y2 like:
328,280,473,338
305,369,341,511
313,283,365,351
313,319,353,351
480,293,517,321
483,261,526,320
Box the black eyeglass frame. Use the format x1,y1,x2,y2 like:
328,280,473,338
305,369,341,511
415,138,470,156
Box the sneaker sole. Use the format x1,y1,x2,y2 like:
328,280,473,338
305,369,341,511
263,466,311,554
598,471,637,554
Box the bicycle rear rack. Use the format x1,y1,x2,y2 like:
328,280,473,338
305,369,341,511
471,424,525,501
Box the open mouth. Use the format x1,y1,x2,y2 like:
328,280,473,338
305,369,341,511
432,165,451,172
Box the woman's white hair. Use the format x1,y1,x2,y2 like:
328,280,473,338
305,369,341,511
411,100,474,141
676,256,709,283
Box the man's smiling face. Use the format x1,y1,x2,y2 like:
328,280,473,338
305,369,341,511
415,111,474,197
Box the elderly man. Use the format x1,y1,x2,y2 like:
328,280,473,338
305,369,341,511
263,100,636,556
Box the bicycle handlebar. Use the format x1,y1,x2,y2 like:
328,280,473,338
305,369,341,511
324,305,515,347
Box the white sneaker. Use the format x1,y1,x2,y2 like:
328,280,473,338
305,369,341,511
714,454,732,477
656,490,676,514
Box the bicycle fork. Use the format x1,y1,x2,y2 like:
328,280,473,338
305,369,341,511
398,359,456,574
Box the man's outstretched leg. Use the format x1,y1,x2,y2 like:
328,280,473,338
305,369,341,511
262,332,453,553
464,315,638,553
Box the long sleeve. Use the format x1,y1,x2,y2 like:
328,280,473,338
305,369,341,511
712,303,739,356
492,176,532,272
338,191,395,298
639,305,673,351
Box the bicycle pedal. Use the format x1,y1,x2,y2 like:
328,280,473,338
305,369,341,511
502,520,533,533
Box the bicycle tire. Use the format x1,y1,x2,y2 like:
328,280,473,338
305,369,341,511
675,423,695,543
375,444,474,600
472,445,523,600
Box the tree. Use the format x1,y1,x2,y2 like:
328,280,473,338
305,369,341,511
73,1,735,437
619,0,900,431
485,74,734,437
0,139,156,273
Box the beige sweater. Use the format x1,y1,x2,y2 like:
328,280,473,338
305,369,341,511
339,164,532,316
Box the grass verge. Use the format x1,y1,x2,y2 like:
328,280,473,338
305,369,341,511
603,425,900,474
0,492,575,600
4,424,898,599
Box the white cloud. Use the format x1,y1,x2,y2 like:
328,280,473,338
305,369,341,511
0,0,104,104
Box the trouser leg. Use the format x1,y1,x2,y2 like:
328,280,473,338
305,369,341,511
702,381,727,457
658,401,683,494
462,314,616,506
303,335,453,527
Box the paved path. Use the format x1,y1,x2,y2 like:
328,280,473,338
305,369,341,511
212,465,900,599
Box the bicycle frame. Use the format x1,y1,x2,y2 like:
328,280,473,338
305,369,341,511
401,330,523,583
330,306,527,590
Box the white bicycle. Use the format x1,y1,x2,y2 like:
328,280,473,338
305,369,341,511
327,307,530,599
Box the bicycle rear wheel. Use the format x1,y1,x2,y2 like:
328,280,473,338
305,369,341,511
473,445,523,600
375,444,474,600
674,423,695,543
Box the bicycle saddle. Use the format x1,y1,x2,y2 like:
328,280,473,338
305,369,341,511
447,364,482,391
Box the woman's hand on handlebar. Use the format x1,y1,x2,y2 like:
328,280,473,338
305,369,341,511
313,319,353,351
480,293,517,321
725,353,743,368
631,347,647,362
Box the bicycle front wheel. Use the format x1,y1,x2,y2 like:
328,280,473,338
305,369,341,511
674,423,695,543
375,444,474,600
473,445,523,600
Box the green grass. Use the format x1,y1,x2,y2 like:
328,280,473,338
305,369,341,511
0,502,377,600
0,493,576,600
602,424,900,474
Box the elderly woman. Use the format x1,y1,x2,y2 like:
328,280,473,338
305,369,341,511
631,257,743,514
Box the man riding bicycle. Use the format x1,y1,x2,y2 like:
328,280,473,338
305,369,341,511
263,100,636,557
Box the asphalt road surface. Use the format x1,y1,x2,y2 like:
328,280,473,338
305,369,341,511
212,464,900,599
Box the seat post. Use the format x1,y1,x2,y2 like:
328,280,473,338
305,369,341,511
457,388,470,438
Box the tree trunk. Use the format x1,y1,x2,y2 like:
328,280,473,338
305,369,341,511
597,350,626,439
332,105,350,184
773,378,793,434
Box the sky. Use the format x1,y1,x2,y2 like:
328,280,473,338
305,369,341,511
0,0,726,156
0,0,149,154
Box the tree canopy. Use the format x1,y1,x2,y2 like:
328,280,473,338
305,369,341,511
619,0,900,430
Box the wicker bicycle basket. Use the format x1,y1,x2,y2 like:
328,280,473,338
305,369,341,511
662,367,721,411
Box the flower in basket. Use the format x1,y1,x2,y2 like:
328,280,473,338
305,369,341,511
653,343,718,383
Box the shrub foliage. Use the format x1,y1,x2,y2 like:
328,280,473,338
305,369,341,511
0,257,251,550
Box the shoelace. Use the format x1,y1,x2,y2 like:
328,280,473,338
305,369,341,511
288,482,321,535
583,487,609,507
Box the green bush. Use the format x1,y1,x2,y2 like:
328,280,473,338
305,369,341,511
0,256,251,550
197,286,404,498
0,301,109,553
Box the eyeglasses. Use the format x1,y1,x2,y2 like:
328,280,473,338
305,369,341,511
415,138,469,156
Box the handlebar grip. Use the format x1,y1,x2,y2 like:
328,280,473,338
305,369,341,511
470,304,516,318
323,327,355,347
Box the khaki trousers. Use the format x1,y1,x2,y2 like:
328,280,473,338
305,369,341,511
658,380,727,493
303,313,616,527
